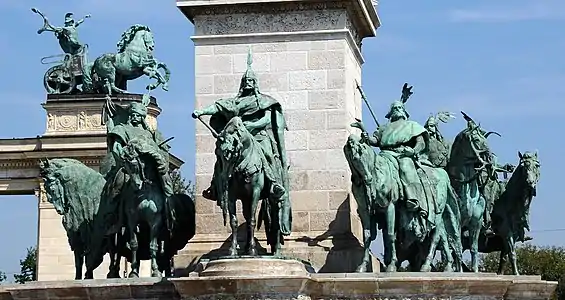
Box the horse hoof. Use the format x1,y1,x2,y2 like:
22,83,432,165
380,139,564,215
151,271,162,278
128,272,139,278
246,248,258,256
420,265,431,272
355,265,367,273
386,265,397,273
228,248,238,257
106,271,120,279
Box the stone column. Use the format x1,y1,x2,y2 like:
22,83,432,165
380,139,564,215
176,0,381,272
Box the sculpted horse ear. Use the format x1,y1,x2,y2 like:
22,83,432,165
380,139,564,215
518,151,523,160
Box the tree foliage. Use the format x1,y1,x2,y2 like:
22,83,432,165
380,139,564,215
0,270,6,282
13,247,37,284
170,169,195,199
479,244,565,300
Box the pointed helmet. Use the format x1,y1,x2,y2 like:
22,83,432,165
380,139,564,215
64,13,74,23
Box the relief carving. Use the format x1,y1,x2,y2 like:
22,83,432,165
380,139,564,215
47,113,56,131
88,114,103,129
57,112,78,131
35,181,48,203
78,111,89,130
194,9,347,36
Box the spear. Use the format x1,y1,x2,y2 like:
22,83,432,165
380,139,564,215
355,80,380,127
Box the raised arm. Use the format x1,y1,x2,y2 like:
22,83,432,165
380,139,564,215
75,14,91,27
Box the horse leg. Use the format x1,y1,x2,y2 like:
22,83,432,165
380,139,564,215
507,235,519,275
149,217,162,278
469,197,485,273
245,179,263,256
355,203,372,273
497,246,508,275
228,195,239,257
127,218,140,278
107,234,121,279
384,203,398,272
143,67,165,91
74,250,84,280
421,225,441,272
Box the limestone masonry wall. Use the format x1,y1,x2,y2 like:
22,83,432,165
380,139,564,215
184,29,368,271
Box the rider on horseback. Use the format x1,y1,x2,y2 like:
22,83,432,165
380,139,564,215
192,49,292,235
103,101,174,229
360,97,435,233
424,114,451,168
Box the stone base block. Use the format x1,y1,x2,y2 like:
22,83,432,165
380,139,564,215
173,234,380,275
0,273,557,300
197,256,313,277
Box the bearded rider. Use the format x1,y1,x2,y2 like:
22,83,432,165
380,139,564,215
191,51,292,235
105,102,174,204
424,115,449,168
361,99,434,231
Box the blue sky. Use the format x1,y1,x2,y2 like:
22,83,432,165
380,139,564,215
0,0,563,276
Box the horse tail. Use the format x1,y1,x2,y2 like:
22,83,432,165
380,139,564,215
444,185,464,269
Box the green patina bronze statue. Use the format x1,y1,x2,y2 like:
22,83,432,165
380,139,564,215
39,98,196,279
490,151,540,275
32,8,170,95
424,112,455,168
32,8,90,55
346,84,463,273
192,49,291,256
345,83,541,274
99,96,188,278
87,24,170,95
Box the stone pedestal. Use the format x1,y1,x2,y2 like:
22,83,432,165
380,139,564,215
176,0,382,273
198,256,313,277
0,274,557,300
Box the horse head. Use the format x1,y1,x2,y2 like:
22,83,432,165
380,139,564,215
39,159,68,215
121,139,146,191
344,134,374,184
452,111,500,171
216,118,246,166
116,24,154,54
517,151,541,194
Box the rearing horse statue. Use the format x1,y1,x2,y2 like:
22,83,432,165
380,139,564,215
84,24,170,94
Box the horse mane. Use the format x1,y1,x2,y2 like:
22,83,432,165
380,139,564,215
46,159,106,232
116,24,151,52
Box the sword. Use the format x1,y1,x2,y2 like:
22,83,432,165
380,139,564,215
355,80,380,127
